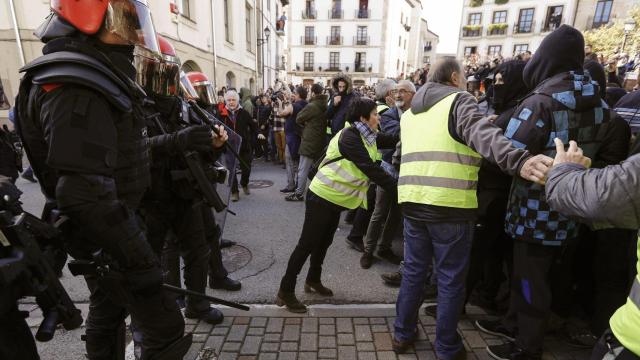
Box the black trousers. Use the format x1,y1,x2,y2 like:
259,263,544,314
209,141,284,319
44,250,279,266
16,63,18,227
590,329,640,360
466,191,511,304
143,198,212,313
231,152,253,193
502,240,577,357
0,303,39,360
280,191,344,292
346,184,377,244
201,205,229,280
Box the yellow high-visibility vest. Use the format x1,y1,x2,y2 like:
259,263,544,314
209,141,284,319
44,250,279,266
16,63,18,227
398,92,482,209
610,236,640,356
309,128,378,209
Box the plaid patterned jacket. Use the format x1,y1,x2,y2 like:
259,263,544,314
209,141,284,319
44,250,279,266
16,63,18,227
504,71,610,246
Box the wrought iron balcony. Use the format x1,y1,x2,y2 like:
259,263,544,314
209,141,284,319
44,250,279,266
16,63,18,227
300,36,317,45
301,8,316,19
327,36,343,46
355,8,370,19
353,36,370,46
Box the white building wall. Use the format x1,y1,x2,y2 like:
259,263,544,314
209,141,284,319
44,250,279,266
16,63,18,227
457,0,578,60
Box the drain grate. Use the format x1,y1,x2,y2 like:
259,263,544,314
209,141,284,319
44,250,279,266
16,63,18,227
247,179,274,189
221,244,252,273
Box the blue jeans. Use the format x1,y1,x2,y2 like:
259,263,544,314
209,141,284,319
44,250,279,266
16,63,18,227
394,218,473,360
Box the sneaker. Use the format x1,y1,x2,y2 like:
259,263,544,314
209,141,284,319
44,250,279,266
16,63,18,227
285,193,304,201
376,249,402,265
486,342,539,360
220,239,236,248
242,186,250,195
231,193,239,202
280,187,295,193
381,271,402,287
345,238,364,252
360,252,373,269
475,319,516,342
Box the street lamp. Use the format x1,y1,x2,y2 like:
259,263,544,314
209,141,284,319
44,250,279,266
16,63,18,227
258,26,271,90
622,18,636,52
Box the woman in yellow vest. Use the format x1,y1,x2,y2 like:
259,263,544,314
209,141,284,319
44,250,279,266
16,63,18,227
276,98,399,313
545,139,640,360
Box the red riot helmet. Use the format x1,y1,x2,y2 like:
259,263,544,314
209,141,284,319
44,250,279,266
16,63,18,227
186,72,215,106
134,35,181,97
46,0,159,52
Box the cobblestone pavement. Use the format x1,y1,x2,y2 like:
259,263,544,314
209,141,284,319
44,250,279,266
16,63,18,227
178,305,591,360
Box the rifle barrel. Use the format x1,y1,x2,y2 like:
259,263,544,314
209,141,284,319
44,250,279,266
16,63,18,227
162,284,250,311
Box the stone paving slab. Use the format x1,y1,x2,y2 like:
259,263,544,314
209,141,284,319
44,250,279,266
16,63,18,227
183,304,591,360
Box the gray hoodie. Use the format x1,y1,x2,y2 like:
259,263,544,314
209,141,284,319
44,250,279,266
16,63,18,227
402,82,531,222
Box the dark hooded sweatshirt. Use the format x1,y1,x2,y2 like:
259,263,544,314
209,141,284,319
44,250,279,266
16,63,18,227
503,25,610,246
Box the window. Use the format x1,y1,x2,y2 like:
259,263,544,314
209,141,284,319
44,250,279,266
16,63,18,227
464,46,477,56
304,0,316,19
224,0,232,43
304,52,314,71
398,36,402,46
493,10,507,24
513,44,529,55
593,0,613,28
304,26,315,45
517,8,535,33
181,0,192,19
422,56,431,64
330,26,341,45
468,13,482,25
544,6,563,31
329,52,340,70
404,39,407,49
355,52,366,72
487,45,502,56
356,26,368,45
331,0,342,18
396,59,400,70
357,0,369,19
246,4,253,50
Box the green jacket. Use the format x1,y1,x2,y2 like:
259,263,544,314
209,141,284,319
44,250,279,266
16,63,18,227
297,94,328,159
240,87,254,117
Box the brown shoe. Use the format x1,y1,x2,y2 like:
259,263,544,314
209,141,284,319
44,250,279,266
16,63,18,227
304,281,334,296
392,337,415,354
360,252,373,269
276,290,307,313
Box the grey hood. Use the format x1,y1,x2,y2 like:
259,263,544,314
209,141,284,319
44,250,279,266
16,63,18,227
411,82,461,115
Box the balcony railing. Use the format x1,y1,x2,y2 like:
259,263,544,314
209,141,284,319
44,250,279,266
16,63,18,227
462,25,482,37
300,36,317,45
403,24,411,32
488,23,508,35
327,36,343,45
353,36,370,46
355,8,370,19
301,8,316,19
423,45,433,52
294,63,374,73
513,20,535,34
329,9,344,19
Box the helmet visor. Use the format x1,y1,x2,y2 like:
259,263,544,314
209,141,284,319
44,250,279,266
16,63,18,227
134,47,180,96
103,0,159,52
193,81,216,106
180,71,199,100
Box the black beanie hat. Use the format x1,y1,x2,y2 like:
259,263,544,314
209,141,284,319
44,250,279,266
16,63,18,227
523,25,585,89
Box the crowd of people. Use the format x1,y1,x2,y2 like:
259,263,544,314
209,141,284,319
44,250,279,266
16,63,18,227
1,1,639,360
205,24,640,360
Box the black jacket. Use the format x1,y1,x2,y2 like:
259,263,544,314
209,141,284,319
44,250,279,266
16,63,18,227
222,107,256,155
337,126,398,195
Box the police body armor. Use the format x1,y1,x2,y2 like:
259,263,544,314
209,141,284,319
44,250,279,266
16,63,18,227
16,38,151,208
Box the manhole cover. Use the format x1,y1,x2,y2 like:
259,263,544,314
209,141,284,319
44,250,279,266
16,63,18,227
247,179,273,189
221,244,252,273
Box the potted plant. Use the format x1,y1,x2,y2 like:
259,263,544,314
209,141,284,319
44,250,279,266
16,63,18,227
319,66,323,72
495,0,508,4
469,0,483,7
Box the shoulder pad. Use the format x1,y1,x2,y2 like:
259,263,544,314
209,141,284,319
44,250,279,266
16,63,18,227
21,51,132,112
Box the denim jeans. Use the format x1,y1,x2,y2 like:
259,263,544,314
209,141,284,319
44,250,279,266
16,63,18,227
294,155,314,196
394,218,473,360
284,145,299,190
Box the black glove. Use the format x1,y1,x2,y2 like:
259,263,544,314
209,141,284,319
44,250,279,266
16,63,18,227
0,175,22,213
175,125,212,152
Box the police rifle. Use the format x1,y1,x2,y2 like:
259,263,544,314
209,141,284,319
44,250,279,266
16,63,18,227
0,198,83,342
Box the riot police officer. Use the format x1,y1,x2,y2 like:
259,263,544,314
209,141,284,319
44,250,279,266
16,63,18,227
14,1,188,359
136,35,235,324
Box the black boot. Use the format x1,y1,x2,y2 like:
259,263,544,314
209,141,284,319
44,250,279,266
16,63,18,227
276,290,307,313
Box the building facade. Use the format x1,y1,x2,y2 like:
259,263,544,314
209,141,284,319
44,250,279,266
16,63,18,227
0,0,290,124
573,0,637,31
456,0,579,61
287,0,431,87
257,0,290,92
